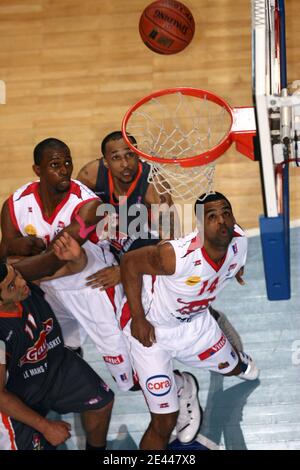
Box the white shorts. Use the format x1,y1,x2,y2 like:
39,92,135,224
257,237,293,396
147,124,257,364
44,285,134,391
41,242,135,391
123,309,238,413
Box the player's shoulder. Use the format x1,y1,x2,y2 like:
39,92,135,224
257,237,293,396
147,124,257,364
12,181,37,200
70,179,99,199
233,224,246,238
168,230,201,256
230,224,247,257
232,224,247,245
76,159,100,189
141,160,151,172
80,159,100,174
174,230,199,247
0,309,21,335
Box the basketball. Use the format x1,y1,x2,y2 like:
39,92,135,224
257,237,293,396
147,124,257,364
139,0,195,55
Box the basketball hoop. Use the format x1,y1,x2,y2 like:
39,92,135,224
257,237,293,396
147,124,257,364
122,87,256,201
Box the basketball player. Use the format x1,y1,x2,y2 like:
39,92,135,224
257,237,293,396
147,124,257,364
0,137,137,392
0,233,114,450
77,130,243,352
119,192,259,450
0,137,101,279
77,130,176,266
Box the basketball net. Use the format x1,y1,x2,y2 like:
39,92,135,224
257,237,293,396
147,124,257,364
122,88,256,203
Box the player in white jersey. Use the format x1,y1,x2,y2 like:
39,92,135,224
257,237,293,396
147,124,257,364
0,137,136,391
39,241,136,391
119,192,259,450
0,138,101,276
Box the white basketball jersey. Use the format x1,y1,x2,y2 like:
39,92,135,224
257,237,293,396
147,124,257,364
9,179,99,245
142,225,247,328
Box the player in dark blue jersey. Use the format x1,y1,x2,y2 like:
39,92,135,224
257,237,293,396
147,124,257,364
0,234,114,450
77,131,177,287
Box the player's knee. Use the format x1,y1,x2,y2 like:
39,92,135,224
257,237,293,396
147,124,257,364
150,411,178,438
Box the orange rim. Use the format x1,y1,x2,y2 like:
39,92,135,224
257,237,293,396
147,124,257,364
122,87,237,167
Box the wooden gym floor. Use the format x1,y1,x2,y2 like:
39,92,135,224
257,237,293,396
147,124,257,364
0,0,299,229
1,0,300,451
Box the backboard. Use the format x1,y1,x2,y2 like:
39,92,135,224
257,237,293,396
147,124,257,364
252,0,300,300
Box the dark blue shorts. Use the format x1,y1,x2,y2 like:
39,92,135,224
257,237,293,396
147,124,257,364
4,348,114,450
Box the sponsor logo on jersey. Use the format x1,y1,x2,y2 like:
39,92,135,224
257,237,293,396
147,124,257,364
232,243,238,255
19,318,53,366
194,259,202,266
185,276,201,286
198,334,227,361
225,263,238,277
32,433,42,450
146,375,172,396
54,220,66,237
85,396,103,406
120,373,128,382
43,318,54,334
228,263,237,272
100,381,110,393
159,402,170,408
176,296,215,316
24,224,37,236
19,331,47,366
230,350,236,359
218,361,229,370
103,355,124,365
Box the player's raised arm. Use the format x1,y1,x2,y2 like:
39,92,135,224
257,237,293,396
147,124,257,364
12,199,102,281
120,242,175,347
39,233,88,281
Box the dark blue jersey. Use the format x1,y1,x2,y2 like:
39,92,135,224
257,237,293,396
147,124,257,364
0,283,64,404
94,159,160,260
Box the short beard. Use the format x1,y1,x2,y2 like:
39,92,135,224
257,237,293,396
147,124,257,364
56,181,71,192
210,227,234,249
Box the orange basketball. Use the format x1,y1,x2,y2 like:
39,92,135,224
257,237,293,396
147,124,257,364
139,0,195,55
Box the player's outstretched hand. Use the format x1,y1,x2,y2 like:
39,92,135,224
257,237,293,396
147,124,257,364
86,265,121,290
235,266,245,285
131,317,156,348
42,419,71,446
53,232,81,261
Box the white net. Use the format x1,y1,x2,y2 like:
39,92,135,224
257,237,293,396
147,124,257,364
125,90,232,201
